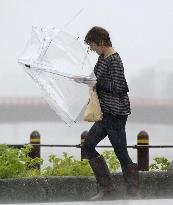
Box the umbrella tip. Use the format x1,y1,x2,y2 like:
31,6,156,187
25,64,30,68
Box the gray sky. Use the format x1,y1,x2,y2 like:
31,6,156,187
0,0,173,97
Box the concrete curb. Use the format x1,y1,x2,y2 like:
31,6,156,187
0,171,173,203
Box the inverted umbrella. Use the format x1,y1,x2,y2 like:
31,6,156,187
18,26,96,126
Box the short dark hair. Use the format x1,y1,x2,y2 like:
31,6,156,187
85,26,112,47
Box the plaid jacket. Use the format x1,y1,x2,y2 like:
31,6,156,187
95,52,131,116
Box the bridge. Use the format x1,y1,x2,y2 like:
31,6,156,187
0,97,173,124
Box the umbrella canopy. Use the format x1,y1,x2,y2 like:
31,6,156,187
18,26,95,126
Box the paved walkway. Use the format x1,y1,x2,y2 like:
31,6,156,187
4,199,173,205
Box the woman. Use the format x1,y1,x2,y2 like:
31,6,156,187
76,26,139,200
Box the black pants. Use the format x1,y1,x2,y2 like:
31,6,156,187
82,114,133,171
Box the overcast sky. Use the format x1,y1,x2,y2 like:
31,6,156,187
0,0,173,97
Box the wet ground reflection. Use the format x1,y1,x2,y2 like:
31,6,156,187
5,199,173,205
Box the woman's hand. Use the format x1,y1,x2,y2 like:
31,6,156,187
88,81,96,90
92,83,96,91
73,76,97,88
73,76,84,83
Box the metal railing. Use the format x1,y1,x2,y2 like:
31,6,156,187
5,130,173,171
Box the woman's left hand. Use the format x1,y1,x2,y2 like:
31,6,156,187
73,76,84,83
88,81,96,90
92,83,96,91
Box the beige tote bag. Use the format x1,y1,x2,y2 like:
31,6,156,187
83,89,103,122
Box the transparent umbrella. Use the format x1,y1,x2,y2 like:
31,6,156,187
18,26,96,126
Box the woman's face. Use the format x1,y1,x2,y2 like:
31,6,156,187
89,42,103,55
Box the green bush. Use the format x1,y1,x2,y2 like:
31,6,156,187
0,144,43,178
2,144,171,178
42,150,120,177
149,157,170,171
42,152,93,176
102,150,120,173
0,145,120,178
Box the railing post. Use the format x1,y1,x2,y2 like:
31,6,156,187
29,130,41,170
81,131,88,160
137,130,149,171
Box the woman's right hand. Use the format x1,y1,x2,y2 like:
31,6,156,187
73,76,84,83
73,77,97,88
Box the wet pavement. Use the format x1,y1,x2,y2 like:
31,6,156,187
3,199,173,205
